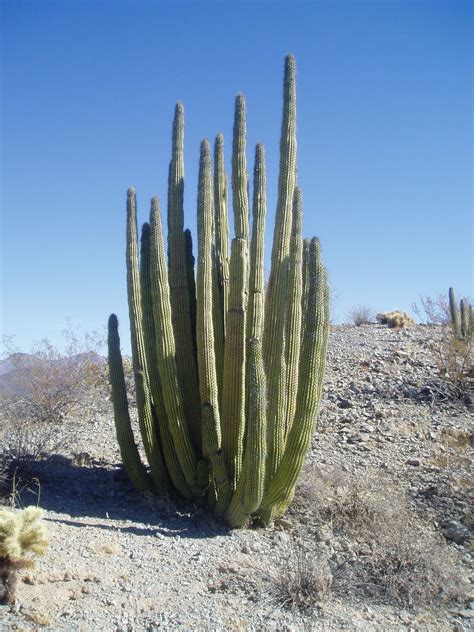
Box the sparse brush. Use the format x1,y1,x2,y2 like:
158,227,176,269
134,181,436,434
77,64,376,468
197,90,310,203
347,305,373,326
290,466,467,608
261,544,332,611
0,507,48,604
376,311,414,329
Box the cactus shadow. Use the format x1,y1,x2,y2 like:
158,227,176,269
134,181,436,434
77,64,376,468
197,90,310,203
5,454,228,539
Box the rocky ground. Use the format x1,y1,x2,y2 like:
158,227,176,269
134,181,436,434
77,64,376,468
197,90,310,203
0,324,472,631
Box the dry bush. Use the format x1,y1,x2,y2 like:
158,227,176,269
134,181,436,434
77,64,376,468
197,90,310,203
260,544,332,611
376,311,415,328
434,326,473,404
412,294,450,325
291,466,467,607
347,305,373,327
0,327,106,472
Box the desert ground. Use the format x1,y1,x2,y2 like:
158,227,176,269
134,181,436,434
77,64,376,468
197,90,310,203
0,324,472,631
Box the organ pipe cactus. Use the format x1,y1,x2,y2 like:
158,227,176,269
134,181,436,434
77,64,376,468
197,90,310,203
108,55,330,527
449,287,473,340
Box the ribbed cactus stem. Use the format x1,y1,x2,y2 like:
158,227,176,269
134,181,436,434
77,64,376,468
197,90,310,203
449,287,462,338
149,196,199,495
232,95,250,243
222,238,248,490
283,187,303,440
167,103,202,452
301,238,310,342
107,314,154,492
214,133,230,337
247,143,266,341
226,338,267,527
263,54,297,480
140,222,190,498
184,228,198,358
259,238,329,522
196,140,230,510
460,299,470,339
126,189,169,492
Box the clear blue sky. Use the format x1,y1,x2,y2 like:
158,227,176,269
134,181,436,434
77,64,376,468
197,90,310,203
1,0,472,353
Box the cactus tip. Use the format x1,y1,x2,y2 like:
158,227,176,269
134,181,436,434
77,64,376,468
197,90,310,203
108,313,119,329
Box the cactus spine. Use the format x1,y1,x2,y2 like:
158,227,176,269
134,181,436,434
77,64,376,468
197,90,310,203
108,55,329,527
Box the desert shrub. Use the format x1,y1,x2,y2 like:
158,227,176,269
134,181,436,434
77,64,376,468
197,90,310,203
411,294,450,325
433,325,473,404
376,311,414,328
0,327,106,469
291,466,467,607
261,544,332,611
347,305,373,326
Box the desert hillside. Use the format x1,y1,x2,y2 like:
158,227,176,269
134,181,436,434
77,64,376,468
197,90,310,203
0,324,472,631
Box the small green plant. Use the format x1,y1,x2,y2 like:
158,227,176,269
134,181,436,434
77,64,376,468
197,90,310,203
0,507,48,604
449,287,473,340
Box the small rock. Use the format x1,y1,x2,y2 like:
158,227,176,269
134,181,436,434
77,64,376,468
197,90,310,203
337,398,353,409
405,458,420,466
443,521,470,545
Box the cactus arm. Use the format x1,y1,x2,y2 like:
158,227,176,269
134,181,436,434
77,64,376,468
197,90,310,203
283,187,303,440
149,196,199,496
167,103,202,452
247,143,266,342
125,189,169,492
232,96,250,243
220,96,250,490
140,222,190,497
259,238,329,522
226,338,267,527
222,238,248,490
184,228,198,359
196,140,230,510
214,133,230,336
449,287,462,338
263,54,297,479
107,314,154,492
225,143,268,527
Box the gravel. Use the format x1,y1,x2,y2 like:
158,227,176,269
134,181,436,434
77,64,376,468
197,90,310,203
0,324,472,631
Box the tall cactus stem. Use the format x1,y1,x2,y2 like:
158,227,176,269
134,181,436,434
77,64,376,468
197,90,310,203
140,222,191,498
226,338,267,527
196,140,230,509
263,54,297,480
167,103,202,452
126,188,169,492
232,96,250,243
184,228,198,359
149,196,199,495
222,238,248,491
247,143,266,342
107,314,154,492
283,187,303,440
449,287,462,338
214,133,230,337
259,238,329,523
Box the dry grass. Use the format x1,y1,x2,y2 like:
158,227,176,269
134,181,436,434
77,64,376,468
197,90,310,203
259,545,332,611
347,305,373,327
291,465,467,607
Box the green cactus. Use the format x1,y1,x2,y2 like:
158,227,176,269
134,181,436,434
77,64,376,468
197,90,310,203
0,507,48,604
108,55,329,527
449,287,472,340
